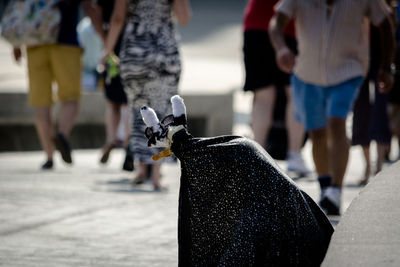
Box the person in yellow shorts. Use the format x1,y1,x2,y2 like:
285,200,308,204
12,0,98,169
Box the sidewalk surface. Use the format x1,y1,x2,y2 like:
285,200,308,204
1,144,392,266
0,0,399,266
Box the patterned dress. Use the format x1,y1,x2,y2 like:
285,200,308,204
119,0,181,164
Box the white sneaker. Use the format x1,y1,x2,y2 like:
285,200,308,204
286,152,311,175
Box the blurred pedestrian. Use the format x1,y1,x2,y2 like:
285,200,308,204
91,0,133,171
389,90,400,160
100,0,191,190
242,0,310,176
269,0,395,215
352,25,392,185
12,0,98,169
389,1,400,162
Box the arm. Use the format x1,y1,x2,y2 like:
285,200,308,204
376,17,396,93
101,0,128,63
82,1,106,43
268,12,295,73
172,0,191,26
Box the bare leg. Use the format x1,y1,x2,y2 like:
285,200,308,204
151,164,162,189
121,104,131,147
398,136,400,160
104,104,112,144
314,121,346,215
100,101,124,164
327,117,348,187
34,106,54,161
58,101,79,137
124,105,132,146
251,86,276,147
106,101,122,144
285,86,310,174
376,142,390,174
285,86,305,153
310,128,329,176
393,123,400,160
131,162,148,184
357,145,371,185
119,104,134,171
362,145,371,176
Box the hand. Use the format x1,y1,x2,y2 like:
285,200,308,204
276,46,296,74
377,68,394,94
13,47,22,64
100,47,112,66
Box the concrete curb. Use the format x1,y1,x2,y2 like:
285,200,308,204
322,161,400,267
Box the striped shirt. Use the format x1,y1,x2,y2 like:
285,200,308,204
275,0,391,86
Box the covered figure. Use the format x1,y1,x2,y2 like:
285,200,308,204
141,95,334,266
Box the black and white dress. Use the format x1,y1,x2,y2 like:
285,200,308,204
119,0,181,164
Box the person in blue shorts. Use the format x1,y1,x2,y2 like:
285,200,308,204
269,0,395,215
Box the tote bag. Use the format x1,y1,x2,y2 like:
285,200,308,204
1,0,61,46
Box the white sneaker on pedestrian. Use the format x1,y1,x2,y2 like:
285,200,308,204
319,186,341,216
286,151,311,175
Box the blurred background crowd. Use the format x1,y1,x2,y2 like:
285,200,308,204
0,0,400,216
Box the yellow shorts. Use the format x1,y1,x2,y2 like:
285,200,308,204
26,44,83,107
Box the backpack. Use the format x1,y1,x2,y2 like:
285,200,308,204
0,0,61,47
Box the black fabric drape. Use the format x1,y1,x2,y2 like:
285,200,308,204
171,130,333,267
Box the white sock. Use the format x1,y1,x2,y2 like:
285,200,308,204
324,186,341,207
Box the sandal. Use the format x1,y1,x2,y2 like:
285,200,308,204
358,178,369,186
131,176,147,185
53,133,72,164
153,185,168,192
100,142,116,164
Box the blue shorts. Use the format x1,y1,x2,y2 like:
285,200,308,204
291,75,363,131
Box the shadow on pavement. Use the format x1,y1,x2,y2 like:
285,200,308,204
92,178,168,194
344,183,364,189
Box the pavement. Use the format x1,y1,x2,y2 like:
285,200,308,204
323,161,400,267
0,151,181,267
1,0,400,265
1,143,397,266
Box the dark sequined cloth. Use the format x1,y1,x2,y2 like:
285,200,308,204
170,130,334,267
